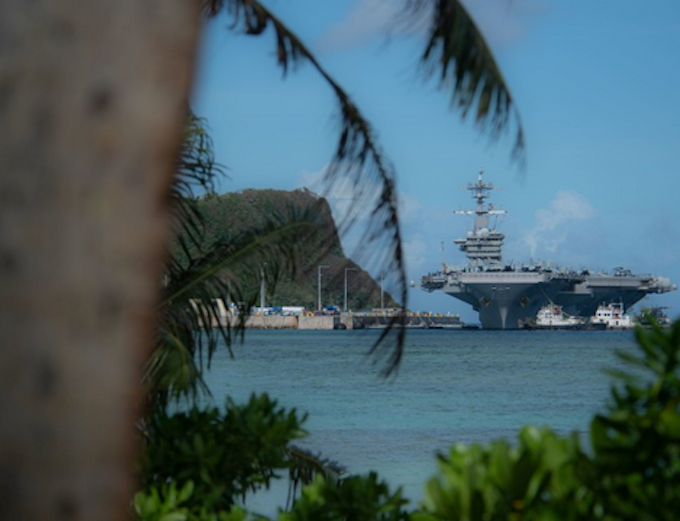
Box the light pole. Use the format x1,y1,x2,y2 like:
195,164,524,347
380,273,385,310
259,264,266,311
317,265,329,311
344,268,356,312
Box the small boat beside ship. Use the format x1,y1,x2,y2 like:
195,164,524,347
590,302,636,329
523,304,584,330
520,304,603,330
521,301,644,330
638,306,672,327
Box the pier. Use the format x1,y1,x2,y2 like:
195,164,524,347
191,300,463,330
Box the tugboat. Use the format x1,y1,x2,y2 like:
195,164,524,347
637,306,672,327
590,302,636,329
532,304,584,329
520,303,604,330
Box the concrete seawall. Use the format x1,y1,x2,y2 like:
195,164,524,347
244,316,298,329
245,315,346,330
298,316,335,330
220,314,461,330
192,299,462,330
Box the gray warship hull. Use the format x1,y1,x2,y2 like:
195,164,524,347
421,269,674,329
419,170,675,329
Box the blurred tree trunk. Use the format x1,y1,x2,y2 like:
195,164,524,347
0,1,202,519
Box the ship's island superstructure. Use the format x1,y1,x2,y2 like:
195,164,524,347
420,171,676,329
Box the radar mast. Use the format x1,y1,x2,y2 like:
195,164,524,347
454,170,506,267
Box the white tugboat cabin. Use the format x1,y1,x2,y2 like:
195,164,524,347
591,302,636,329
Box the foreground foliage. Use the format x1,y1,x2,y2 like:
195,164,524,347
417,427,584,521
587,321,680,521
417,319,680,521
139,395,307,513
135,319,680,521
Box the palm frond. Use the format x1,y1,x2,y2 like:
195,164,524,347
167,114,222,280
150,116,331,406
286,445,347,511
204,0,408,375
154,193,328,406
201,0,524,375
406,0,525,163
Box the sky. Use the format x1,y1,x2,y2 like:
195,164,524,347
192,0,680,322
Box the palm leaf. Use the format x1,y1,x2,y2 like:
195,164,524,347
201,0,524,374
286,445,347,510
200,0,523,375
406,0,525,163
150,117,330,406
154,207,325,406
204,0,410,374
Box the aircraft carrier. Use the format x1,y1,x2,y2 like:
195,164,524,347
419,171,676,329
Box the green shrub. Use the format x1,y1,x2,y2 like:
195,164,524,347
138,394,306,513
587,320,680,520
280,473,410,521
414,427,586,521
414,319,680,521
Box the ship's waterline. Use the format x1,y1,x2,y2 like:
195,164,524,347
419,170,675,329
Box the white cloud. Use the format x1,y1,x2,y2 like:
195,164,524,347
398,192,424,222
463,0,550,47
315,0,409,53
315,0,549,53
402,235,429,274
296,165,390,264
297,167,326,196
298,168,442,280
297,165,378,225
522,190,595,260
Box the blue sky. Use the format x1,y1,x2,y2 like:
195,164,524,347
193,0,680,322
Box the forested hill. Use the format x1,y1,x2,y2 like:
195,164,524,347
195,188,395,311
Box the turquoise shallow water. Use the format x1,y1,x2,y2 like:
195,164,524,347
201,329,637,514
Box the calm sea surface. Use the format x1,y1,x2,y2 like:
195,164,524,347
202,329,638,514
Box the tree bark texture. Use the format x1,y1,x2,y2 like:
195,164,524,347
0,1,202,519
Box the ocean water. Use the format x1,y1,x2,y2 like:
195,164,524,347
201,329,638,514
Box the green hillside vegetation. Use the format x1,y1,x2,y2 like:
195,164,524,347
195,188,396,311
